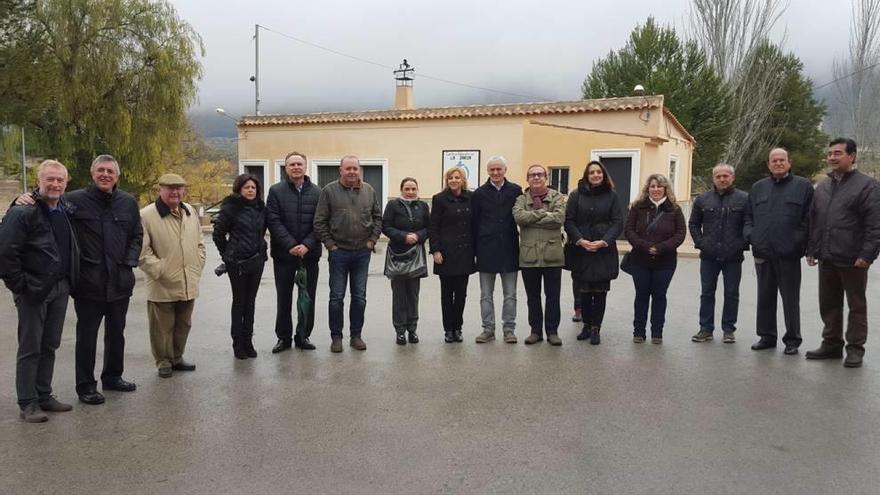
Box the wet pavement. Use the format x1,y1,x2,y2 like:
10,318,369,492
1,237,879,494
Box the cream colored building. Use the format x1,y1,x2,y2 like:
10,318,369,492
235,94,694,210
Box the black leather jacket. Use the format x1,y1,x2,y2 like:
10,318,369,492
744,174,813,260
688,187,749,262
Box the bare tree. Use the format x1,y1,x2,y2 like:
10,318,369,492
830,0,880,176
690,0,789,170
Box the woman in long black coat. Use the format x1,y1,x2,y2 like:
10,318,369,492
564,160,624,345
429,166,476,343
212,173,268,359
382,177,430,345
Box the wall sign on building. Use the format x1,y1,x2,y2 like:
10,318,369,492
442,150,480,190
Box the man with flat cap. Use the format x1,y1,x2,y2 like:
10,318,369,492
138,173,205,378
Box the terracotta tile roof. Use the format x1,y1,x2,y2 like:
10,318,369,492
237,95,694,143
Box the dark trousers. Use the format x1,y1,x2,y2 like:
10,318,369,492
74,297,130,393
698,259,743,333
755,257,802,347
228,263,264,344
274,257,319,342
521,267,561,336
391,277,421,333
573,279,581,310
580,291,608,329
15,278,69,408
631,265,675,338
819,262,869,357
328,248,371,337
440,274,469,332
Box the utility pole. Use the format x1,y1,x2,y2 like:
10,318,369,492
20,126,27,192
254,24,261,115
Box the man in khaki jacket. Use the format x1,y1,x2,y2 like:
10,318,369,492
139,174,206,377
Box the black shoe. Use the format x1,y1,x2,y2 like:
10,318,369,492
577,327,592,341
445,331,455,343
751,339,776,351
78,390,105,405
396,332,407,346
783,345,799,355
244,340,258,358
233,346,249,359
408,331,419,344
102,378,137,392
844,354,863,368
805,345,844,360
453,330,463,342
272,339,292,353
590,326,601,345
171,360,196,371
294,335,316,351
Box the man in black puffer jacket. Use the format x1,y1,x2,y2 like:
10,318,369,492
805,138,880,368
266,151,322,352
688,163,749,344
744,148,813,355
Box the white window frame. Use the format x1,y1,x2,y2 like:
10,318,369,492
668,153,680,197
274,159,286,185
311,158,389,211
548,166,570,194
590,149,641,202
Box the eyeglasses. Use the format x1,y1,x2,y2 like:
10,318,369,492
527,173,546,178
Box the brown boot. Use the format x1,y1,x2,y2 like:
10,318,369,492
805,345,844,360
350,335,367,351
330,337,343,353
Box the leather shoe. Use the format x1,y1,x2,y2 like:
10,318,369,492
103,378,137,392
294,336,316,351
783,345,799,355
805,345,844,360
272,339,292,353
350,336,367,351
39,396,73,412
78,390,105,405
453,330,463,342
751,339,776,351
844,354,863,368
445,331,455,343
171,360,196,371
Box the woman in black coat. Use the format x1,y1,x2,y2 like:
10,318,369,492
382,177,430,345
212,173,268,359
564,160,623,345
624,173,686,344
429,166,476,343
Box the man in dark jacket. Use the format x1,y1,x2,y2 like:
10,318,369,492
14,155,143,404
0,160,79,422
472,156,523,344
267,151,322,353
688,163,749,344
744,148,814,355
805,138,880,368
313,155,382,353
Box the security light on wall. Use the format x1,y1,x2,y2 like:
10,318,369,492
633,84,645,95
633,85,650,122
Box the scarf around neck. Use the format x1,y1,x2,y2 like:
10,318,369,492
530,186,548,209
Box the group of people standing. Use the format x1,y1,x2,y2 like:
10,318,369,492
1,138,878,424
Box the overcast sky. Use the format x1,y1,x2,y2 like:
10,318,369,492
173,0,848,126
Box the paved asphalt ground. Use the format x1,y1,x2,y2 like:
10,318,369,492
1,236,878,494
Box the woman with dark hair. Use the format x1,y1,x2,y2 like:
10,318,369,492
624,174,686,344
382,177,430,345
429,167,476,343
212,173,268,359
564,160,624,345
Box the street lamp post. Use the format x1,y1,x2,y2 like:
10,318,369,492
21,126,27,193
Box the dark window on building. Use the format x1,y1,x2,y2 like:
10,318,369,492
550,167,570,194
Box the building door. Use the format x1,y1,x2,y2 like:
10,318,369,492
601,157,632,239
243,164,267,200
314,161,387,210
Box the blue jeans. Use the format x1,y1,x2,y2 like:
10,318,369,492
328,248,371,337
698,259,742,333
630,265,675,338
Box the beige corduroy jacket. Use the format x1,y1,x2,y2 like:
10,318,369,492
138,199,206,302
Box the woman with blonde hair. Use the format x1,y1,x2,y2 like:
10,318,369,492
623,174,686,344
429,167,476,343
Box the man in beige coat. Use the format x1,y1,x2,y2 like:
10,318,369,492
139,174,206,378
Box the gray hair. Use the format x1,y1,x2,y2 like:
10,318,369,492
712,163,735,175
339,155,360,167
91,154,120,174
37,159,68,179
486,155,507,168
